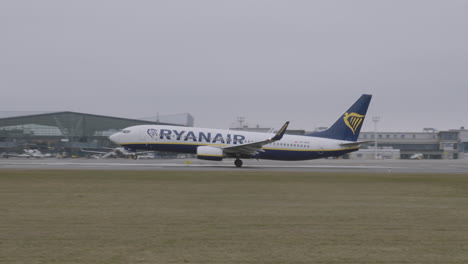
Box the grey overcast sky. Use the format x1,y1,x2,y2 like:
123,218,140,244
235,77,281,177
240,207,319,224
1,0,467,132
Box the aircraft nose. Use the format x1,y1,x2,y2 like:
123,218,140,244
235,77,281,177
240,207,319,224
109,132,120,144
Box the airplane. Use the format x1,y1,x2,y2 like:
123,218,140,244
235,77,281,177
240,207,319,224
3,149,53,159
109,94,372,167
80,147,155,159
410,153,424,160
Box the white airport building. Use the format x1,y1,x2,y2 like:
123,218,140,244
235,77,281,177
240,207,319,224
358,128,468,160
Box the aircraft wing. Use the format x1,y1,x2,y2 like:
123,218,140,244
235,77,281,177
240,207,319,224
222,121,289,156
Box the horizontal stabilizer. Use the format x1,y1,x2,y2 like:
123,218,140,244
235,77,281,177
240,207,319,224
340,140,373,147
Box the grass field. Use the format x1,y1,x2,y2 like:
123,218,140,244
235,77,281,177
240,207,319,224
1,170,468,264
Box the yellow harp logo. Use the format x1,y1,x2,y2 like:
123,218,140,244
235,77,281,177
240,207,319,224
343,112,365,135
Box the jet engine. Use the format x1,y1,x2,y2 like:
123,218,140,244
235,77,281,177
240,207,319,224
196,146,223,161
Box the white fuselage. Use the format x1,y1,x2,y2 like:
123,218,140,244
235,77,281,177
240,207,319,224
110,125,359,161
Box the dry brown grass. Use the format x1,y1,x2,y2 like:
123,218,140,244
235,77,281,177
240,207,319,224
1,170,468,263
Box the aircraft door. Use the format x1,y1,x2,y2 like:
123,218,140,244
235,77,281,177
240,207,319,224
138,127,147,141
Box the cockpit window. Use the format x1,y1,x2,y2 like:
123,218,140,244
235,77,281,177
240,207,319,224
122,130,131,134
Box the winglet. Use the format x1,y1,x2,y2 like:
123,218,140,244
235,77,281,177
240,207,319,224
271,121,289,141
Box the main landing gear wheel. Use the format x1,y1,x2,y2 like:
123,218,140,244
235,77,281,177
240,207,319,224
234,159,243,168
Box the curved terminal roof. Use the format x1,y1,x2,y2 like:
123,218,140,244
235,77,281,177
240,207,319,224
0,111,181,139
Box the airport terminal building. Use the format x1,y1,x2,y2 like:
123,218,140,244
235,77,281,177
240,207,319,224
358,128,468,160
0,111,193,157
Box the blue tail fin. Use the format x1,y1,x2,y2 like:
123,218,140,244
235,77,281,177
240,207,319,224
305,94,372,141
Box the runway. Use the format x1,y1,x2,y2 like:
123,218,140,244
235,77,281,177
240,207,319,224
1,158,467,174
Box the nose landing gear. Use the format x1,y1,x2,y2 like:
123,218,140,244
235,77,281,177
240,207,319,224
234,159,243,168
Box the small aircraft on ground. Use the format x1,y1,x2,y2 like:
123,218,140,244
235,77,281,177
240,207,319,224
2,149,53,159
80,147,155,159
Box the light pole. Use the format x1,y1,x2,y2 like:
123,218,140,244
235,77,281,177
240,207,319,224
237,116,245,128
372,116,381,159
